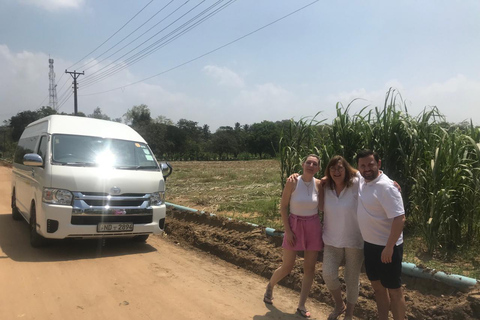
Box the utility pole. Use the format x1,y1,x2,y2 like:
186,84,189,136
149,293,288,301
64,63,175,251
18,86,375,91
65,70,84,115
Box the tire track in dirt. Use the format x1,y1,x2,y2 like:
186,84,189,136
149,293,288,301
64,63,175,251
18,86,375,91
165,207,480,320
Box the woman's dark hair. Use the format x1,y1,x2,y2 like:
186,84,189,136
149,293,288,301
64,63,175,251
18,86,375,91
324,155,356,190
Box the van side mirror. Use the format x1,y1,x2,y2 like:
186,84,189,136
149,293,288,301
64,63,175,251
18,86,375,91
160,162,173,180
160,162,172,179
23,153,43,167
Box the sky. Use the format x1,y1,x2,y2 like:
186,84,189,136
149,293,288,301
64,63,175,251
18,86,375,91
1,0,480,131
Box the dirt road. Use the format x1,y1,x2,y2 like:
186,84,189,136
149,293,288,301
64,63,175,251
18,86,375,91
0,166,332,320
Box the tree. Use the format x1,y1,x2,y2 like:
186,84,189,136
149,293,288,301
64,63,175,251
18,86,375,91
143,122,168,159
177,119,203,160
233,122,247,155
9,110,43,141
165,125,187,159
154,115,174,125
123,104,152,127
37,106,57,118
202,124,211,141
246,121,280,158
123,104,152,138
211,126,239,159
89,107,111,120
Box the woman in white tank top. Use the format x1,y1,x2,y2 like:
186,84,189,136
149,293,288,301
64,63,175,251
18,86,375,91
264,154,323,318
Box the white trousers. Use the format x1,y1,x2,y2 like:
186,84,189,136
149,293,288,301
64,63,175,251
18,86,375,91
322,245,364,304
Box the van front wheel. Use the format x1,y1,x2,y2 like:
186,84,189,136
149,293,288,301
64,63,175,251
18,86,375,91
11,191,22,221
30,205,47,248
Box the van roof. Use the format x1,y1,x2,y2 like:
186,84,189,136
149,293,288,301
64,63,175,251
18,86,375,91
26,115,146,143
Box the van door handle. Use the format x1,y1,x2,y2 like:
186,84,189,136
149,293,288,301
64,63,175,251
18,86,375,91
31,168,35,177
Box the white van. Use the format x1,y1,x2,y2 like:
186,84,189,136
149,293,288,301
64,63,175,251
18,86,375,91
11,115,172,247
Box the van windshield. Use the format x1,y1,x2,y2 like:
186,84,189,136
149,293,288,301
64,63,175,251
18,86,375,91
51,134,159,170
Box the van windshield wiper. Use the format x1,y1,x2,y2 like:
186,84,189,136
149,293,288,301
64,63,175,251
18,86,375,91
55,161,98,167
114,165,158,170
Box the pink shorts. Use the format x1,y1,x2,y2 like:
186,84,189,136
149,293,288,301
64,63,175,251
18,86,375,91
282,213,323,251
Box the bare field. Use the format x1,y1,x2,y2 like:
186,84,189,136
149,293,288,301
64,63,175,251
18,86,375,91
166,160,283,228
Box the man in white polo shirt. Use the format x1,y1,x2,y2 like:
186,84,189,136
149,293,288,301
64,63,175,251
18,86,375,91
356,149,406,320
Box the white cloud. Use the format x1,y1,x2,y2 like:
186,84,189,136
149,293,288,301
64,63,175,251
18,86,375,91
0,45,51,120
237,83,293,109
410,75,480,123
19,0,85,11
226,83,297,125
203,65,245,88
324,76,480,125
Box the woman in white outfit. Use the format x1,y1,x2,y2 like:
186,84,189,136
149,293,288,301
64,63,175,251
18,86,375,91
319,155,363,320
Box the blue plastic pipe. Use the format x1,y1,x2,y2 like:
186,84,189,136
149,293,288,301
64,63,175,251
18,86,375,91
165,202,205,214
265,227,284,237
165,202,477,289
402,262,477,290
165,202,201,213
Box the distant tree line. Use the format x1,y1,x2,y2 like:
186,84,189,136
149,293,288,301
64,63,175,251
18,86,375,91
1,104,290,161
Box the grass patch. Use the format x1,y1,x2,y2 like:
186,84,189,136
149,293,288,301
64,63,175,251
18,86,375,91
403,232,480,279
166,160,282,227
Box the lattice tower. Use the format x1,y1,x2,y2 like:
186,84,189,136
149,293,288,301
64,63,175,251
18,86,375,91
48,58,58,110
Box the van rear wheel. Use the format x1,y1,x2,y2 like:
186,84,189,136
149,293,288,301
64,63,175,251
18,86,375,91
11,191,22,221
30,205,47,248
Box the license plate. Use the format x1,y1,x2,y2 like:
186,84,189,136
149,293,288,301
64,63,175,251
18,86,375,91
97,222,134,232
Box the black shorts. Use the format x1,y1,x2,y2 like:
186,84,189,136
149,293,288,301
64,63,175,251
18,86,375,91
364,241,403,289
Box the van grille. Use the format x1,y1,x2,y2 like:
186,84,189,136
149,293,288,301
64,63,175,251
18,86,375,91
71,192,153,225
83,199,144,207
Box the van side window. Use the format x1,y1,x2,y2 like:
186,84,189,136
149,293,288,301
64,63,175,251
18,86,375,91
14,136,38,164
37,136,48,163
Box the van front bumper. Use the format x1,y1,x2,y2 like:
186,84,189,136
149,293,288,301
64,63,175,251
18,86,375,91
37,203,166,239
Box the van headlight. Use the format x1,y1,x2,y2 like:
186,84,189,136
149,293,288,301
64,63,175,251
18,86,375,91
43,188,73,205
150,191,165,206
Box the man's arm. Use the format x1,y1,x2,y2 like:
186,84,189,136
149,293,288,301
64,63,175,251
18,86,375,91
381,214,405,263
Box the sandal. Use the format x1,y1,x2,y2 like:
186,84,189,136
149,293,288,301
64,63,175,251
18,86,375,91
297,307,311,318
263,283,274,304
327,305,346,320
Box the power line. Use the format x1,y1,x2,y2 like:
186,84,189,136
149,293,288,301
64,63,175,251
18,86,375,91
81,0,208,85
81,0,234,88
36,95,49,109
57,91,74,111
67,0,154,70
78,0,176,72
56,79,73,106
81,0,320,97
56,76,72,98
